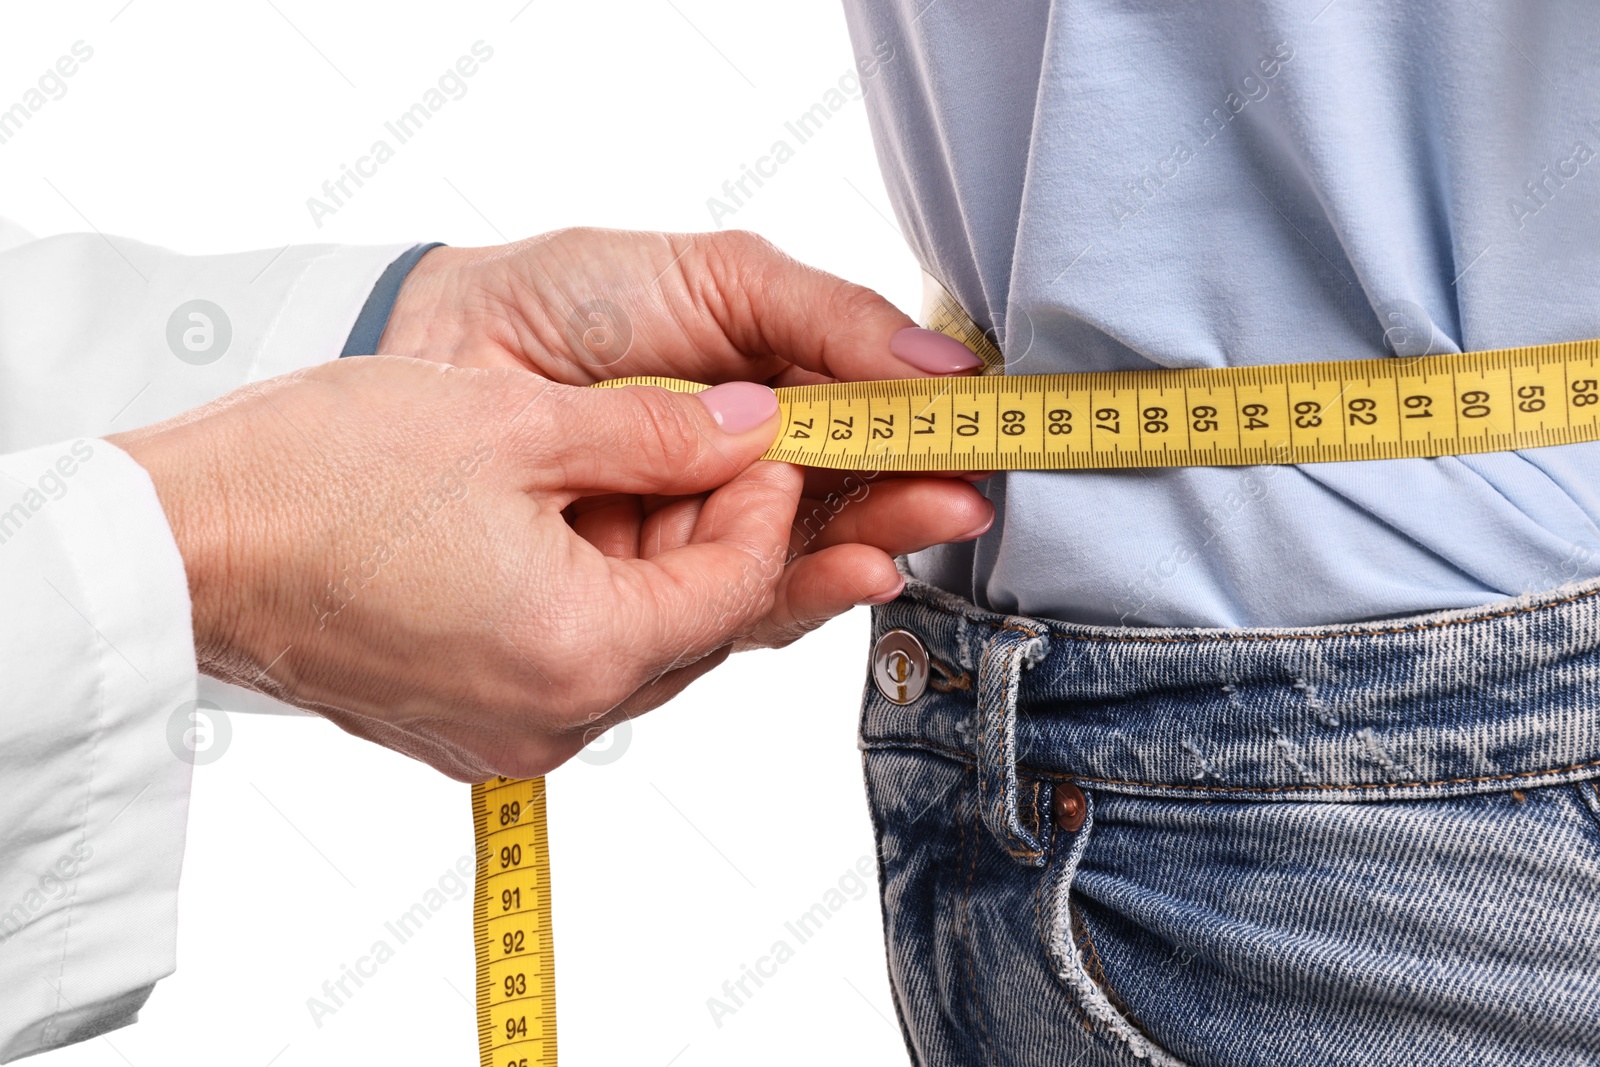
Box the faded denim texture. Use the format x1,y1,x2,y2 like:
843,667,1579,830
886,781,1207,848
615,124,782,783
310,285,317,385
861,576,1600,1066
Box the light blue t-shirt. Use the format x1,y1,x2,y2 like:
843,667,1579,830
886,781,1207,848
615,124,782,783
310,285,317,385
840,0,1600,627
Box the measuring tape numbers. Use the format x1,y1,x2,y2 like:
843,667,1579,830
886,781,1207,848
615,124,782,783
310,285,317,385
610,339,1600,471
473,777,558,1067
473,303,1600,1063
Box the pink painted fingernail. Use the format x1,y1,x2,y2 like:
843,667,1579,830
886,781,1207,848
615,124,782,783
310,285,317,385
889,327,984,374
859,577,906,606
696,381,779,434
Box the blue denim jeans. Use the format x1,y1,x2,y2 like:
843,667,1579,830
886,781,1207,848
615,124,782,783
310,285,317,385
861,577,1600,1066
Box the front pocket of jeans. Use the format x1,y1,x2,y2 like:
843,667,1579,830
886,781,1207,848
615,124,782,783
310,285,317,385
1040,787,1189,1067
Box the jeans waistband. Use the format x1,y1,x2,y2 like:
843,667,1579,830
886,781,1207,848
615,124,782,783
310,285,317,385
863,575,1600,809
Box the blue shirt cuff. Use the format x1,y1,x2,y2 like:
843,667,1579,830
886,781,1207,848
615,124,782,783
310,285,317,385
339,242,445,358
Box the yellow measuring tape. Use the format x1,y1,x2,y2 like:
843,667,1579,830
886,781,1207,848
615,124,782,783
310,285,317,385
471,289,1600,1064
620,338,1600,470
472,777,557,1066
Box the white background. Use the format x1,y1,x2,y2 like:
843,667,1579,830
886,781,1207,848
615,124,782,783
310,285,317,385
0,2,922,1065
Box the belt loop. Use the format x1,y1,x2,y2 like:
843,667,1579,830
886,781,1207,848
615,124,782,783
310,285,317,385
977,620,1052,867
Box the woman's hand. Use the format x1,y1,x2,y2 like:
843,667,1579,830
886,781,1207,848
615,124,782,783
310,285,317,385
111,357,805,780
376,228,994,629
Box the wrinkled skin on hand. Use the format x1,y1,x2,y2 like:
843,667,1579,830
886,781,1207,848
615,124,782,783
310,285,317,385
112,229,992,781
378,229,994,648
113,357,803,779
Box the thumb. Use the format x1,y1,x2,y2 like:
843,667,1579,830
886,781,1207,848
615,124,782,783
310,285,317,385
701,231,987,382
520,379,781,495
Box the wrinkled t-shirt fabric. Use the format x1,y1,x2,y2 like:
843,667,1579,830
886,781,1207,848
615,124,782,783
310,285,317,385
840,0,1600,627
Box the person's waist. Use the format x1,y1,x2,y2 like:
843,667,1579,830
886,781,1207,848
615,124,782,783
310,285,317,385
861,574,1600,799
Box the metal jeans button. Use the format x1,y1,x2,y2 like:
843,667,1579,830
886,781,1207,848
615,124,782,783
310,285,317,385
1053,783,1087,832
873,629,929,705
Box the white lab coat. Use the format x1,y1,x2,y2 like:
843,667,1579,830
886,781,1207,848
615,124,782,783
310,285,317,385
0,219,411,1061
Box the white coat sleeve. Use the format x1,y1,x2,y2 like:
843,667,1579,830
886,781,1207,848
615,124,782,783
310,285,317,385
0,223,414,1061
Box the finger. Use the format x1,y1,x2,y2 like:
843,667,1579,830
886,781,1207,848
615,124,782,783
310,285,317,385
790,479,994,557
567,494,642,558
569,495,707,559
609,461,803,673
799,466,986,499
768,365,837,389
654,231,987,383
638,496,704,557
736,544,903,652
520,379,780,496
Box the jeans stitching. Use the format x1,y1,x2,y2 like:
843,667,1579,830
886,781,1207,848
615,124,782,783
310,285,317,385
929,656,973,693
862,736,1600,796
1041,793,1189,1065
1037,850,1093,1030
1071,905,1152,1038
1001,780,1047,862
903,575,1600,646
